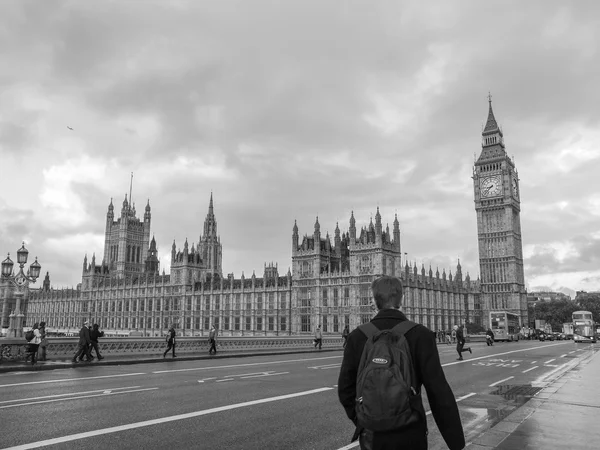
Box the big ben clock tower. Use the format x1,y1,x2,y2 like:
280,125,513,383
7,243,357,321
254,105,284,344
473,97,527,327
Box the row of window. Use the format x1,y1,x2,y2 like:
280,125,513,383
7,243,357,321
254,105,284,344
35,315,288,332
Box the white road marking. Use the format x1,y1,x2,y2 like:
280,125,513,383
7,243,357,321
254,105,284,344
308,363,341,370
0,373,147,389
152,355,342,374
489,376,514,387
545,359,556,364
0,388,158,409
522,366,538,373
216,379,233,382
335,392,476,450
568,351,576,354
531,361,537,364
240,372,289,379
3,387,334,449
560,354,568,358
442,342,568,367
224,371,272,377
197,377,216,383
0,386,141,404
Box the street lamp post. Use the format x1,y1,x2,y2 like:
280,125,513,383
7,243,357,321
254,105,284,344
1,242,41,338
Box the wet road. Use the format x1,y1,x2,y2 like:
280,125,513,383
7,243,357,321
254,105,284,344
0,340,595,449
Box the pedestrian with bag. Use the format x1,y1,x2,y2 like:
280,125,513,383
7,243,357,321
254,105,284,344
38,321,48,361
314,325,323,350
25,323,42,365
208,325,218,355
163,325,177,358
89,323,105,360
72,320,92,363
338,275,465,450
455,324,472,360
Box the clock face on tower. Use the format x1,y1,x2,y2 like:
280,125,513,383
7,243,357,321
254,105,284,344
512,177,519,198
480,176,502,197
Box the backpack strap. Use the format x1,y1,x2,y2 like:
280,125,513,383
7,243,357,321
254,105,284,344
391,320,418,337
358,322,380,340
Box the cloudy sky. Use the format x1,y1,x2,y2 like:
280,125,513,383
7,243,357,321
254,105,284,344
1,1,599,295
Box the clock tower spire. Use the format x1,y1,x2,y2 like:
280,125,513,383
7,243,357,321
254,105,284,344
473,97,527,326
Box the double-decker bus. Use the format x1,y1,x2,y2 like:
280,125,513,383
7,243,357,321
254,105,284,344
572,311,596,343
490,311,521,342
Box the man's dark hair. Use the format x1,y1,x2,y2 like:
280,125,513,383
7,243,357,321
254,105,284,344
371,276,403,310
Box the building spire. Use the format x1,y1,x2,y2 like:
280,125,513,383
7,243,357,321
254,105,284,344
209,191,214,215
483,92,500,135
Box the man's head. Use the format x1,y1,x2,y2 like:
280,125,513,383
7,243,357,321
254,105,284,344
371,276,403,310
453,325,458,330
84,320,89,327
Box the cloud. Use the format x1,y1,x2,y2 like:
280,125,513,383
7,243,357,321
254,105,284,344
0,1,599,291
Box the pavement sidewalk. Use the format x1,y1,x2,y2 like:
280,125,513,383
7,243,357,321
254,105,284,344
0,347,342,373
467,346,600,449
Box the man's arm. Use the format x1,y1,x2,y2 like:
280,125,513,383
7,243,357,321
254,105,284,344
337,331,361,423
413,329,465,450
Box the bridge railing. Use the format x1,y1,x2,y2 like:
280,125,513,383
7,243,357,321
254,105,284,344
0,336,343,362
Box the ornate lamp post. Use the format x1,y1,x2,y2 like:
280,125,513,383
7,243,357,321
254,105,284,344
1,243,41,338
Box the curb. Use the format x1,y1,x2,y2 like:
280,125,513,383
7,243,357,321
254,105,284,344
0,347,342,373
466,349,597,449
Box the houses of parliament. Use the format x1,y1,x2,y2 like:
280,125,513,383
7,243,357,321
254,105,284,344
16,101,528,336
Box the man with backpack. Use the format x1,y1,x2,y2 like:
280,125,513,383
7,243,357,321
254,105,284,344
337,276,465,450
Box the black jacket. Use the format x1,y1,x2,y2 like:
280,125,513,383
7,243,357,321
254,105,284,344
337,309,465,450
89,327,104,342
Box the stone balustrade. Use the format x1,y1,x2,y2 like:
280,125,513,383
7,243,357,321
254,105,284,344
1,334,490,363
0,335,343,362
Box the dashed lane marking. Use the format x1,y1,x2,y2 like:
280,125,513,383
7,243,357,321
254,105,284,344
2,387,334,449
560,354,568,358
0,373,147,389
489,376,514,387
0,387,158,409
152,355,342,374
522,366,538,373
308,363,341,370
197,378,216,383
240,371,289,379
545,359,556,364
0,386,141,405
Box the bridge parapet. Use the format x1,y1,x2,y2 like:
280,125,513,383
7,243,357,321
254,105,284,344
0,336,343,362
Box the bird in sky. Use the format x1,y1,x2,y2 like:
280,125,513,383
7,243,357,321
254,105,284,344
67,126,73,130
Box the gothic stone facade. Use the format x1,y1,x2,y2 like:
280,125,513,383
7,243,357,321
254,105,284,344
473,100,528,326
23,102,534,336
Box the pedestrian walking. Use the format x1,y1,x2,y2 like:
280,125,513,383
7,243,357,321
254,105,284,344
208,325,218,355
89,323,105,360
163,325,177,358
72,320,92,363
38,321,48,361
25,323,42,365
342,325,350,348
314,325,323,350
451,327,457,344
446,330,451,345
338,276,465,450
455,324,472,360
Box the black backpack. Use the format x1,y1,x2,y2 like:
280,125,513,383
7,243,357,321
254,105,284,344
355,321,422,432
25,330,35,342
